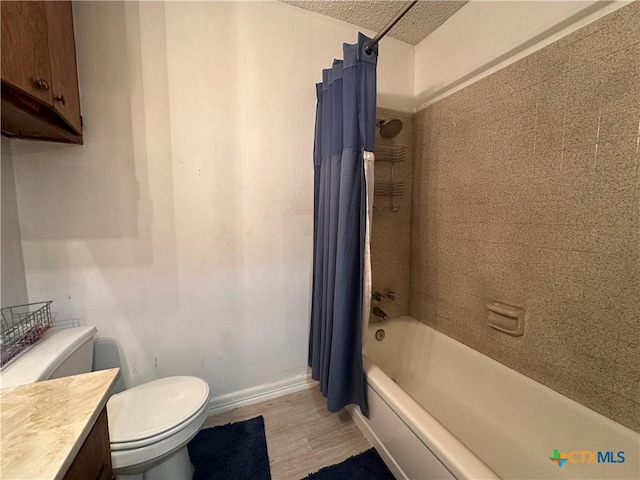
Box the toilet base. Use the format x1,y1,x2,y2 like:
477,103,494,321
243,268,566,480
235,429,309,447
115,447,194,480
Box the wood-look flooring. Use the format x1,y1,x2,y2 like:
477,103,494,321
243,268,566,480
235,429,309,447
202,386,371,480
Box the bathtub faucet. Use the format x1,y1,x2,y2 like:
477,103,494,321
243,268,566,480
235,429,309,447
372,289,396,301
372,306,388,321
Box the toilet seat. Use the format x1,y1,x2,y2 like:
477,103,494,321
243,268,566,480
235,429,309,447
108,376,209,450
109,400,209,473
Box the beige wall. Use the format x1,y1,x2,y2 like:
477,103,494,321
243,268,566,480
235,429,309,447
410,3,639,432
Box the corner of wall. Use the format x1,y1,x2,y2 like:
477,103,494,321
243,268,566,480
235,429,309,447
411,0,632,111
1,137,29,307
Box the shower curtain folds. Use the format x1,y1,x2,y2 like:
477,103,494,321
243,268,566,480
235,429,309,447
309,33,377,416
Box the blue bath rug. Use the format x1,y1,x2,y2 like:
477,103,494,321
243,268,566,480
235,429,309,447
303,448,394,480
188,415,271,480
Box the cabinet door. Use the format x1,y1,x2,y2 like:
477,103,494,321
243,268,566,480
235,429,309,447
1,1,53,104
63,408,113,480
45,1,81,133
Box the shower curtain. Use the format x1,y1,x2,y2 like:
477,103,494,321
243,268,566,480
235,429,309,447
308,33,377,416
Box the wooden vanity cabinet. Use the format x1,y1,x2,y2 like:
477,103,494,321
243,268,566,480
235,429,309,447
1,1,82,144
63,407,113,480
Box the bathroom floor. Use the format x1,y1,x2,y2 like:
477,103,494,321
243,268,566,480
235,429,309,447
202,386,371,480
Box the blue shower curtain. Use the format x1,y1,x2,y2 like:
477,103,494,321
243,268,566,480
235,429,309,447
308,33,377,416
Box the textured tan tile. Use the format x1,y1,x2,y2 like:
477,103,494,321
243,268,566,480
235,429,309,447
598,43,640,106
479,267,528,308
554,224,591,251
556,373,614,418
370,232,410,255
410,3,640,433
534,115,566,156
525,270,584,317
533,39,572,83
590,225,640,255
614,340,640,402
564,92,601,150
371,245,410,275
557,197,594,226
590,189,639,227
511,347,561,387
526,201,559,225
483,61,531,98
570,312,619,363
598,93,640,143
561,143,597,175
595,139,639,172
413,294,437,327
566,53,602,103
486,85,538,126
569,7,640,72
479,223,518,246
582,268,638,325
487,201,526,224
592,164,636,200
557,168,594,207
520,312,572,361
531,151,563,202
609,394,640,433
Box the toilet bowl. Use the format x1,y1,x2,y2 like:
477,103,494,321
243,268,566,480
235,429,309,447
108,376,210,480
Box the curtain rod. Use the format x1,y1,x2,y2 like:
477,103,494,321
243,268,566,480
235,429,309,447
364,1,419,54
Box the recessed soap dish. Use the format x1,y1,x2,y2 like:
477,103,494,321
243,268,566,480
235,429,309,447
487,301,525,336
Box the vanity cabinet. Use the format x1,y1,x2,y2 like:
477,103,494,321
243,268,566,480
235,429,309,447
63,408,113,480
1,1,82,144
0,369,119,480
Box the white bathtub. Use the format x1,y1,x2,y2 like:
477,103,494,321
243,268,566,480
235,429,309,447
348,316,639,480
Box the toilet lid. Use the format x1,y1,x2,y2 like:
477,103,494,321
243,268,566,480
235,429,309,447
107,376,209,444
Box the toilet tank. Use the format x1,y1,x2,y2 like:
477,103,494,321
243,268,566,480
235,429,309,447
0,326,96,388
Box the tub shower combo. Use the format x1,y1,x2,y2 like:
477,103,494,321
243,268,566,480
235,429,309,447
306,2,639,479
359,111,638,479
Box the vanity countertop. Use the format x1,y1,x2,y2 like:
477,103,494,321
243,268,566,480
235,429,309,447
0,368,119,480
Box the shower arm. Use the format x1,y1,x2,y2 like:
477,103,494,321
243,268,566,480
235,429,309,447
364,1,419,55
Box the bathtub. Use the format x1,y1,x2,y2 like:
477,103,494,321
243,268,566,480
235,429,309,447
348,316,639,480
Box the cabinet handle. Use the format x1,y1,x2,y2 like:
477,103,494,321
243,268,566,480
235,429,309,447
34,79,50,91
55,95,66,105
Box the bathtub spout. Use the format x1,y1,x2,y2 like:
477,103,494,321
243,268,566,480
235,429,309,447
372,306,388,321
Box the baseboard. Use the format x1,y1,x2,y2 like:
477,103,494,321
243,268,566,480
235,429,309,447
207,373,314,416
346,405,408,480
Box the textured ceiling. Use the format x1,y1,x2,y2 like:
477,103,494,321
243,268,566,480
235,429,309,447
283,1,468,45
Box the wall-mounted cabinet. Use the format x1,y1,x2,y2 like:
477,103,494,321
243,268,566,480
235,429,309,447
1,1,82,144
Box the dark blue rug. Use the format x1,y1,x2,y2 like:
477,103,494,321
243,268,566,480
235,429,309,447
188,416,271,480
304,448,395,479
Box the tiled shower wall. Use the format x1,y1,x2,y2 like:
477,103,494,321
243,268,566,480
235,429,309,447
410,3,639,432
370,108,413,322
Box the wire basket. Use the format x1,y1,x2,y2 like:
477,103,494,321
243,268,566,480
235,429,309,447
1,301,53,367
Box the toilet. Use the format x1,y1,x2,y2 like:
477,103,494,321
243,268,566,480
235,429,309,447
0,326,209,480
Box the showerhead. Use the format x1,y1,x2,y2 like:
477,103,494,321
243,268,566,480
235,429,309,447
377,118,403,139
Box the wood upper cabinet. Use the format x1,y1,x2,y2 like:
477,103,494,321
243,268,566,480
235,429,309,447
1,2,52,104
44,1,82,134
1,1,82,144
